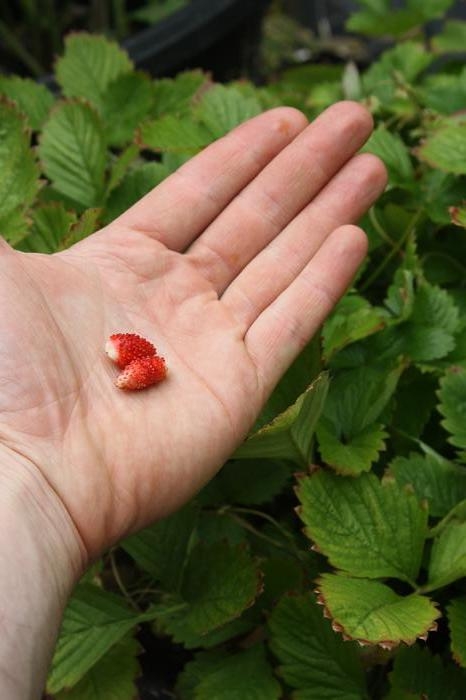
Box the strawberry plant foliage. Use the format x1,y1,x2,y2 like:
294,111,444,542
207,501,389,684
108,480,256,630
1,15,465,698
268,593,368,699
447,598,466,668
297,470,427,583
317,575,440,647
54,636,140,700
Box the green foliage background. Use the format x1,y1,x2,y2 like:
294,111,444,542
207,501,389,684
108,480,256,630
1,1,466,696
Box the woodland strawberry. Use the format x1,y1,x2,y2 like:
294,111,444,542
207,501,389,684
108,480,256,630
105,333,156,369
115,355,167,390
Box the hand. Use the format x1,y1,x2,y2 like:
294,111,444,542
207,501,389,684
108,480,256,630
0,101,386,567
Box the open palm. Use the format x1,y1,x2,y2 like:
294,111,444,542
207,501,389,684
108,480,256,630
0,102,386,562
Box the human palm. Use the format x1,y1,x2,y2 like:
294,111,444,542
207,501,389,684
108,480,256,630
0,103,386,563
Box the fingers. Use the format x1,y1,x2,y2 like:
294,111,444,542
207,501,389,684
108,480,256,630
111,107,308,251
222,153,387,330
186,101,374,292
245,225,368,394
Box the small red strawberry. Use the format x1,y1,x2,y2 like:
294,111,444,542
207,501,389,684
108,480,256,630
105,333,156,369
115,355,167,390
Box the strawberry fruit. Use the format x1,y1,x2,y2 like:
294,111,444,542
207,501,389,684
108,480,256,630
105,333,156,369
115,355,167,390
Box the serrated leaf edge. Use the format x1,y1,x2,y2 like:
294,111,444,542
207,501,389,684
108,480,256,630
314,579,440,649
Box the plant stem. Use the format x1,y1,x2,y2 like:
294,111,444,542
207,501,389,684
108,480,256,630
224,506,306,562
43,0,62,54
233,506,298,545
109,550,141,611
368,206,397,249
227,511,306,563
153,602,188,616
112,0,128,39
360,207,425,292
0,19,46,76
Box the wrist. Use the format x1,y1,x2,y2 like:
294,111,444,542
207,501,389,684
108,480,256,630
0,447,86,697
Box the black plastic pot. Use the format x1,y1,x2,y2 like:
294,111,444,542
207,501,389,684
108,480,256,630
123,0,271,82
40,0,271,92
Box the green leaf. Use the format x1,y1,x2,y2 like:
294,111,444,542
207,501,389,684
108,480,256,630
275,64,343,93
322,295,385,361
268,593,367,699
0,76,54,130
101,72,153,146
234,373,329,466
139,115,212,153
448,597,466,668
176,650,227,699
429,499,466,538
317,574,439,647
347,0,453,37
0,99,39,225
317,419,387,475
361,126,414,187
260,555,304,608
196,511,246,545
322,364,402,436
195,645,281,699
420,70,466,115
47,583,156,693
23,202,77,253
417,121,466,175
254,338,321,430
307,81,344,111
106,144,139,194
420,171,466,224
39,101,107,208
177,645,281,700
426,521,466,590
195,84,262,139
297,471,427,582
56,33,133,110
121,503,198,591
391,369,438,440
152,70,207,118
202,459,291,506
177,615,255,652
390,645,466,699
316,364,402,474
432,20,466,53
389,452,466,517
375,282,460,365
385,269,415,320
438,367,466,461
61,207,101,249
412,283,460,334
416,0,455,18
362,42,432,105
347,6,421,38
162,541,261,643
400,325,456,363
104,162,169,223
0,209,30,245
54,635,139,699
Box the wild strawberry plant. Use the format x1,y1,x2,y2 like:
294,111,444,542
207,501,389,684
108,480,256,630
1,5,466,696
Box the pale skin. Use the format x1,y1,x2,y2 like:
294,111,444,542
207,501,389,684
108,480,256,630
0,101,387,698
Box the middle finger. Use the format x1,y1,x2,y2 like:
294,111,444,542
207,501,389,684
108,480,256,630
186,101,373,292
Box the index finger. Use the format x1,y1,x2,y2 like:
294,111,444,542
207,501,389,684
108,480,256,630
110,107,308,251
